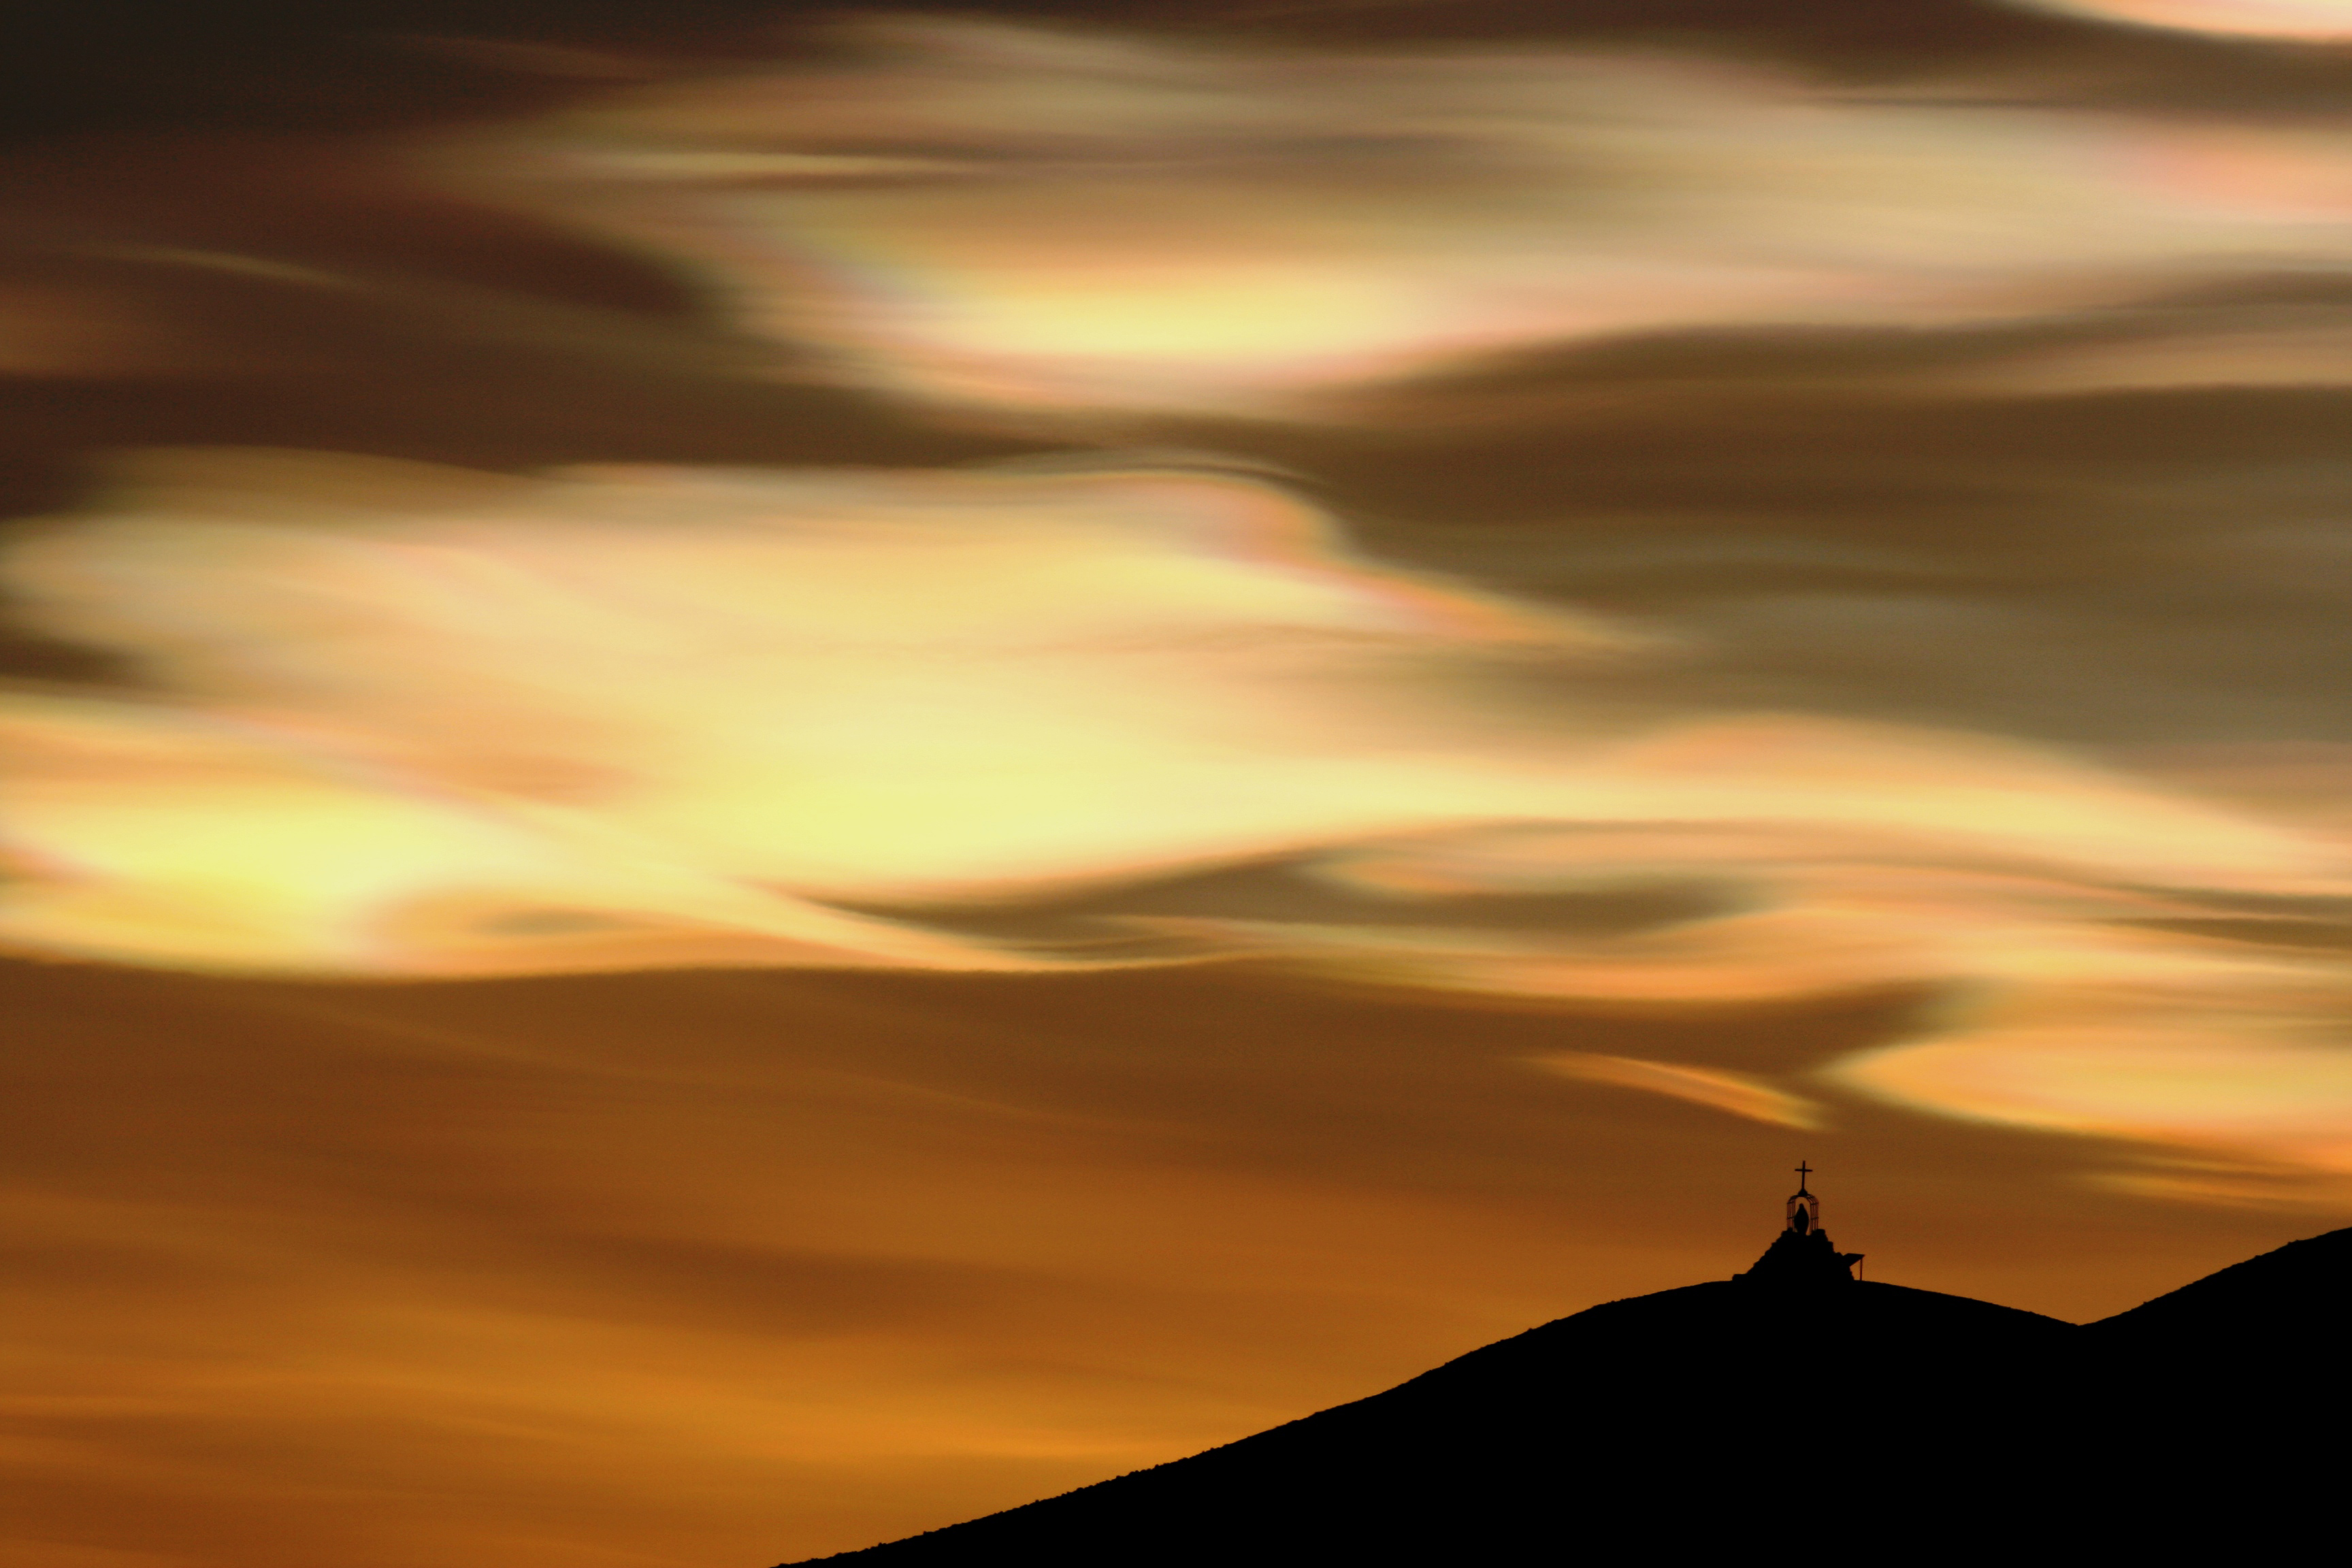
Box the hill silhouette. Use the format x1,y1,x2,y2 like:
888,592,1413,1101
2089,1226,2352,1350
783,1221,2351,1562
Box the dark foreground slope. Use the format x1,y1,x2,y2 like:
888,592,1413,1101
785,1227,2351,1563
2079,1226,2352,1509
2091,1225,2352,1350
789,1280,2074,1561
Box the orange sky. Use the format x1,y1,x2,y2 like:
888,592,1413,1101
3,956,2319,1567
7,5,2352,1565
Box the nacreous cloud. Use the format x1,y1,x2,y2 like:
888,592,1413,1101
2002,1,2352,38
7,451,2352,1198
438,19,2352,417
0,449,1596,974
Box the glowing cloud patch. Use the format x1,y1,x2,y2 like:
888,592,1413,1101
1833,1024,2352,1179
10,450,2352,1195
2004,0,2352,39
442,20,2352,416
0,448,1594,974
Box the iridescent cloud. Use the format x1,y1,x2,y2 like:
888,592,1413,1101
438,19,2352,417
0,448,1595,975
8,449,2352,1197
2003,0,2352,38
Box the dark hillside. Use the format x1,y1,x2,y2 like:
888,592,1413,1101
2080,1226,2351,1507
787,1279,2078,1562
783,1223,2352,1563
2088,1226,2352,1350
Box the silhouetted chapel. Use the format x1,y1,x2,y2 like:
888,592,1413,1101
1733,1163,1864,1285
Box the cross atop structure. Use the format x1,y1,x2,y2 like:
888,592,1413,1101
1736,1162,1864,1286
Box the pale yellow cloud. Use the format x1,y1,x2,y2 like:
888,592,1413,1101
2002,0,2352,38
1833,1015,2352,1184
0,448,1595,974
8,448,2352,1195
438,20,2352,417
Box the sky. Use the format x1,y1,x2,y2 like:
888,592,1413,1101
5,3,2352,1563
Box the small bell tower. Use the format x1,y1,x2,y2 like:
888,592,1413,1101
1734,1162,1865,1286
1786,1161,1820,1237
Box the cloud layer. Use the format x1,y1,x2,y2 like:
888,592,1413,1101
445,20,2352,416
7,438,2352,1198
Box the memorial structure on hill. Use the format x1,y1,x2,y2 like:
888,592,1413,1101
1733,1161,1865,1285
